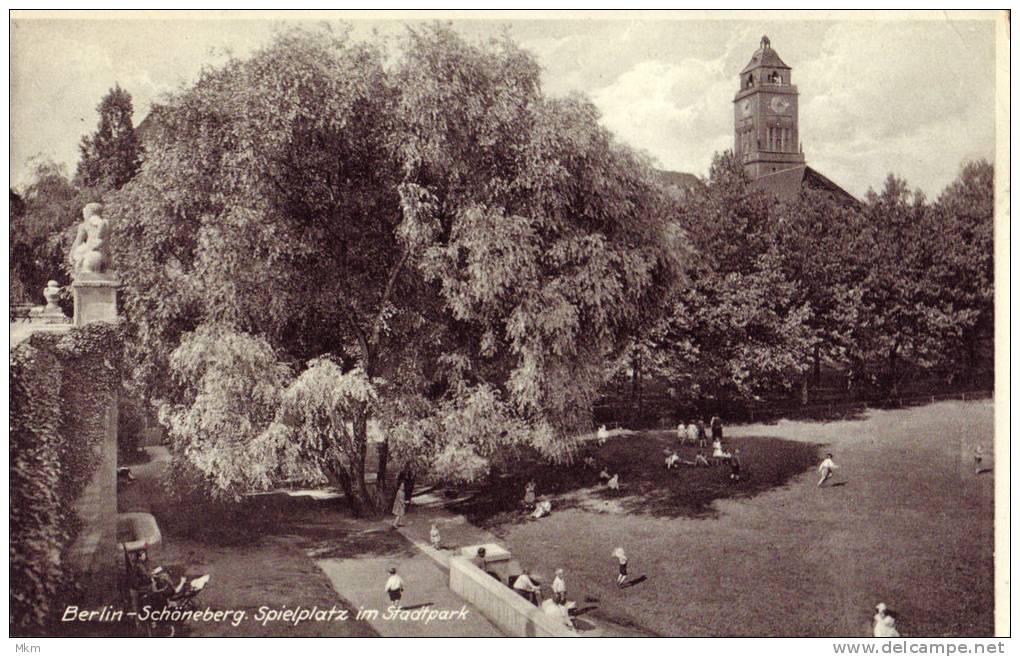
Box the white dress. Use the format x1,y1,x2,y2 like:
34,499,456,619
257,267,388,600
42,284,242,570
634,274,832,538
874,614,900,637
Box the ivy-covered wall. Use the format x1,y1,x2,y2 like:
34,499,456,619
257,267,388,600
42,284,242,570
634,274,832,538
10,322,122,635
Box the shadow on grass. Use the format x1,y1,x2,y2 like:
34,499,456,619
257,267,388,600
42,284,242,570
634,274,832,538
449,432,821,527
121,473,414,563
622,575,647,588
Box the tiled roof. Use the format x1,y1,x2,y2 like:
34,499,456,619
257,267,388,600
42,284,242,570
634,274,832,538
655,169,704,191
741,44,791,74
749,165,860,208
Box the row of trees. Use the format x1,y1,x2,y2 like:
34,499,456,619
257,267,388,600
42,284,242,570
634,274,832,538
620,153,993,414
11,25,994,515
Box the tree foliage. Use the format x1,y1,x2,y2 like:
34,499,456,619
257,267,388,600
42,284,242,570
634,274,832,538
75,84,142,191
160,326,292,500
109,24,683,513
639,153,995,409
845,164,994,392
9,160,93,303
641,152,813,404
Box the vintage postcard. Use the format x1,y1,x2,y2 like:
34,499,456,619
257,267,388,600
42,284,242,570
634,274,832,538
7,8,1010,647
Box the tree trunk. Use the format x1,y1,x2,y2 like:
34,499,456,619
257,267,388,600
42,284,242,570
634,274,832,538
887,342,900,397
376,437,389,498
347,404,384,517
813,344,822,388
333,465,359,515
403,471,415,504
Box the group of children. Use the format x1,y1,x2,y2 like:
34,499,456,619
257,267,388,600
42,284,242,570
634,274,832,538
665,416,743,481
677,417,723,447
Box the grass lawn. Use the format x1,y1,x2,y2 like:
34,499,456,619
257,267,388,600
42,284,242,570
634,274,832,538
482,400,994,637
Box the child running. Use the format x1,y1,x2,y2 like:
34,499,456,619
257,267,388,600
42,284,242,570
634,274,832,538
974,445,984,475
817,452,838,487
612,547,628,587
385,566,404,609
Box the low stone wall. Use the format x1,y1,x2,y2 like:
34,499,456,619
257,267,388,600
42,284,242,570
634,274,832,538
448,556,576,637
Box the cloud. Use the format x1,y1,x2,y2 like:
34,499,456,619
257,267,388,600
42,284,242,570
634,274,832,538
592,56,734,175
794,21,995,195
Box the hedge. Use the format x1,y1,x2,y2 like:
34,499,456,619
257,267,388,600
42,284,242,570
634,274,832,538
10,322,122,635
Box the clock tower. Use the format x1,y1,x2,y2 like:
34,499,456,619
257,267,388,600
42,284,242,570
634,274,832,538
734,36,805,179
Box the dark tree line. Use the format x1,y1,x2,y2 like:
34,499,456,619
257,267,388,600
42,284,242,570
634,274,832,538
620,153,994,416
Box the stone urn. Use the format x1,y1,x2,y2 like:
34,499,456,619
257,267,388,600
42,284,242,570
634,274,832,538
43,280,62,311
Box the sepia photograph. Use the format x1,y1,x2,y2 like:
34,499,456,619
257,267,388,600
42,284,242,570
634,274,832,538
7,8,1009,645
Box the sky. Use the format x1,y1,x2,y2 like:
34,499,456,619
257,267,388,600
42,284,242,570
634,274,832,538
9,11,1002,198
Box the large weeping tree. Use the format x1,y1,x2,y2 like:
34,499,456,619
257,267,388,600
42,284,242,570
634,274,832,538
109,25,684,515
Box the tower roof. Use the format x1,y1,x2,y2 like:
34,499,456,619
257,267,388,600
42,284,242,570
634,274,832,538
740,35,790,74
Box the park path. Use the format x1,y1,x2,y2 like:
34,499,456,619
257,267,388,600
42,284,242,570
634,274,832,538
316,541,503,637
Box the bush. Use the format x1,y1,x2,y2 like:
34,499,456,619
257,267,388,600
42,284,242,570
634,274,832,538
10,342,64,632
9,322,122,635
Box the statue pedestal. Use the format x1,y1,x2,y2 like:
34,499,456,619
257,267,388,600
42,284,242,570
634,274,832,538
72,273,119,327
29,306,69,324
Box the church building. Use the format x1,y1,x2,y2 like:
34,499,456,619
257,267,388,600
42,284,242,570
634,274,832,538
659,36,859,207
733,36,859,206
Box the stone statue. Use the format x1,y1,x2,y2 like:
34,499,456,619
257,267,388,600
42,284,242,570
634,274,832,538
70,202,112,275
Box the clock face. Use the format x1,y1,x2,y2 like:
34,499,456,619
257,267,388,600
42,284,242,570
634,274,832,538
770,96,791,114
740,99,753,117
